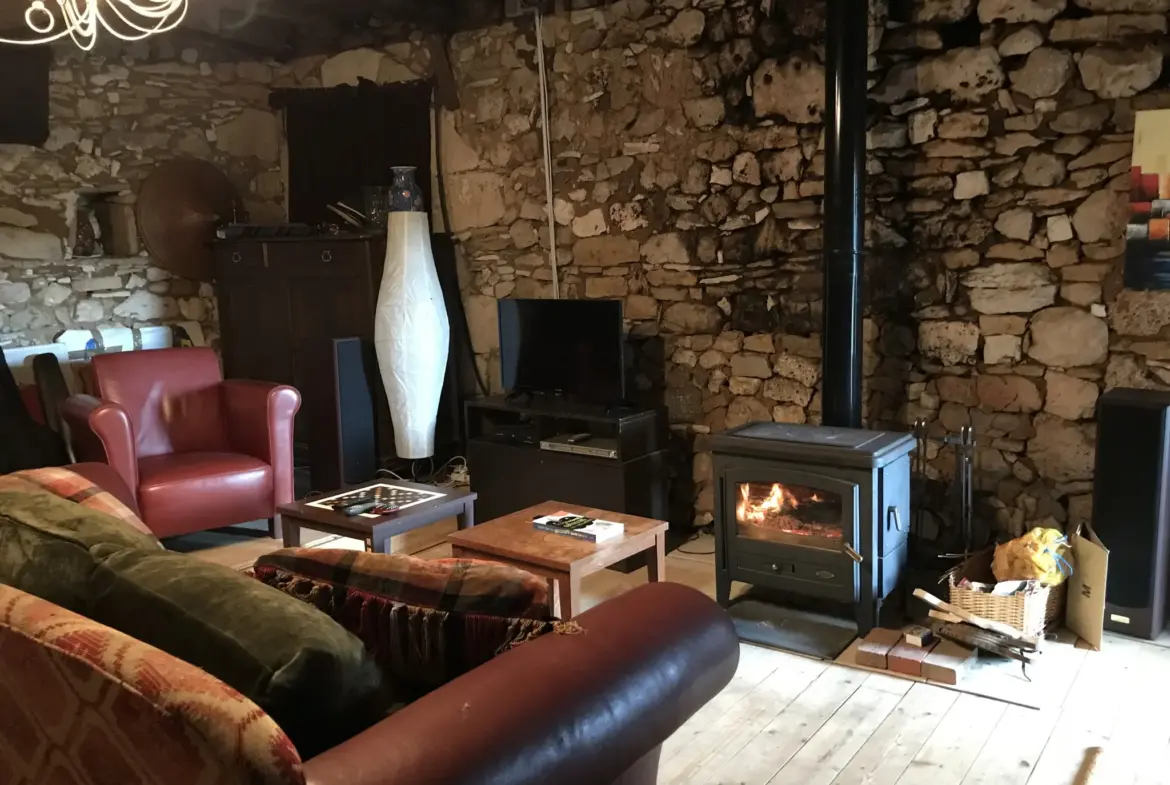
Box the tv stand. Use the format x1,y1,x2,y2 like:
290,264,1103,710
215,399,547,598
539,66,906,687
465,396,668,524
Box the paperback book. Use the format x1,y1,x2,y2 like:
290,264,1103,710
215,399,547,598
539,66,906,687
533,512,625,543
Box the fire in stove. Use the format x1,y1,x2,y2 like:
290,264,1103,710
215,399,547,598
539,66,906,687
735,482,843,541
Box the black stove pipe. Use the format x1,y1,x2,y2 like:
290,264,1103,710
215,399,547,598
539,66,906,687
821,0,868,429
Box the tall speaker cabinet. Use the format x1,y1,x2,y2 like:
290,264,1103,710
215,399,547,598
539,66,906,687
1092,387,1170,639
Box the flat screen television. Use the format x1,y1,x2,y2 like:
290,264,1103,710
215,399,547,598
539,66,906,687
498,298,625,405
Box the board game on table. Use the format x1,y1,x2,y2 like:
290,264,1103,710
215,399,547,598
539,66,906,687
277,480,477,554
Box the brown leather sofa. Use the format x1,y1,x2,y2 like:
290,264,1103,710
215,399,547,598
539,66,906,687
3,463,741,784
61,347,300,538
304,580,738,785
1,581,738,785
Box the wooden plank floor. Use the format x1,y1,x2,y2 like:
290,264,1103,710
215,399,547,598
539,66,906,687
663,636,1170,785
192,528,1170,784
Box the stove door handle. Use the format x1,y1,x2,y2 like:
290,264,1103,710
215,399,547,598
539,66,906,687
888,505,904,532
843,543,864,564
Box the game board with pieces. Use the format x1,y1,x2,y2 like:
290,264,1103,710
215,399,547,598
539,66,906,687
307,484,446,519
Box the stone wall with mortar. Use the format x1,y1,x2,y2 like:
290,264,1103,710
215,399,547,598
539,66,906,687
872,0,1169,537
0,42,285,350
284,0,1170,532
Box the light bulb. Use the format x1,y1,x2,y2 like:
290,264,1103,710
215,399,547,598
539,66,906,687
0,0,189,50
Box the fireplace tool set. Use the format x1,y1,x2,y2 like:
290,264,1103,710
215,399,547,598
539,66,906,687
912,419,984,561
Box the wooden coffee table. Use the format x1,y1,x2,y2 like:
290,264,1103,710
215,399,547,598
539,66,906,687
446,501,668,619
278,480,476,554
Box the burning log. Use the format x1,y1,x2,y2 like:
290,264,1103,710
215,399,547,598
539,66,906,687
736,483,843,540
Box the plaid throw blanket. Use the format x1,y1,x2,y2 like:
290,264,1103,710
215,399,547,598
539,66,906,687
255,548,551,618
0,468,153,538
253,549,578,700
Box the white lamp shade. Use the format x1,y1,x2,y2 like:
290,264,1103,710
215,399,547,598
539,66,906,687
373,211,450,460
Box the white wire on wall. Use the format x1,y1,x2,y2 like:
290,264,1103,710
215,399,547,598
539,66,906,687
533,7,561,299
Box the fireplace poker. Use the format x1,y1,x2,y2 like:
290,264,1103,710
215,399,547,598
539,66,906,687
942,425,976,554
912,418,928,537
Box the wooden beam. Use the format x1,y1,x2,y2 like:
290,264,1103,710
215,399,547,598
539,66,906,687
0,3,29,32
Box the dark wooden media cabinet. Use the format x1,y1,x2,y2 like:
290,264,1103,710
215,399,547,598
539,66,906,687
465,396,668,524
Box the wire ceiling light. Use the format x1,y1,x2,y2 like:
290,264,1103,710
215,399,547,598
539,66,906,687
0,0,188,51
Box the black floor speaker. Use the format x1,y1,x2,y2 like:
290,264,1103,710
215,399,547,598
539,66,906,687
312,337,379,491
1092,388,1170,639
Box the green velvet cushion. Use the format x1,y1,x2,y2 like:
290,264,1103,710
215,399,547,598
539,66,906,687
87,546,388,759
0,489,160,611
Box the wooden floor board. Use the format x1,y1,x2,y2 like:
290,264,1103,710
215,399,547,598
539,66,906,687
1082,641,1170,785
896,693,1006,785
1025,635,1148,785
960,705,1059,785
662,652,828,785
696,666,866,785
660,644,786,770
830,683,959,785
767,673,912,785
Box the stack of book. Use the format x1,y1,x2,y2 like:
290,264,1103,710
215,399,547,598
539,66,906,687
533,512,625,543
1126,164,1170,289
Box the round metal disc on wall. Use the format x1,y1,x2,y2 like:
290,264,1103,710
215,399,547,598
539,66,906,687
136,158,243,281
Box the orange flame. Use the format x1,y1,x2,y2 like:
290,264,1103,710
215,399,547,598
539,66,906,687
737,483,798,523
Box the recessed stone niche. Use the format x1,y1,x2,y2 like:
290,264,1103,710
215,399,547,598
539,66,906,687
69,188,139,259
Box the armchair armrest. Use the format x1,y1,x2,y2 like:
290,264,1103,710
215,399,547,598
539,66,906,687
302,582,739,785
61,394,138,492
221,380,301,506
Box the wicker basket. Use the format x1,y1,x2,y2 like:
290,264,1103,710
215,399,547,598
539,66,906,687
945,547,1066,638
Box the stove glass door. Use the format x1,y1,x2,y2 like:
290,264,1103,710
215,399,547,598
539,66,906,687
727,467,859,552
735,480,845,545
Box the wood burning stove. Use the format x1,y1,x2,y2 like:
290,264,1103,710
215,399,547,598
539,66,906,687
710,422,916,633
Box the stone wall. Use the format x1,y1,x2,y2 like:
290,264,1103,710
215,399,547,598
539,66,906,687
0,42,284,349
872,0,1168,536
283,2,1170,532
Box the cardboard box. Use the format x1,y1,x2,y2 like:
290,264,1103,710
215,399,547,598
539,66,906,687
1067,522,1109,650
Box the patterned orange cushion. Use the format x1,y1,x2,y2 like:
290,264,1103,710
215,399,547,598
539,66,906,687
0,584,304,785
0,467,154,538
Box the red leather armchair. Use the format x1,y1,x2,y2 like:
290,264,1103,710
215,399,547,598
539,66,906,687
61,348,300,538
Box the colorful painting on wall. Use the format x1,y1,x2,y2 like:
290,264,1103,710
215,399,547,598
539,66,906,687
1128,109,1170,290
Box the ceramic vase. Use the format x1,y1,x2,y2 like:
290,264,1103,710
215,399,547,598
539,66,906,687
373,166,450,459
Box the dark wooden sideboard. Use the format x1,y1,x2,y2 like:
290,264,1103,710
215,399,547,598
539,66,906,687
212,235,386,491
212,233,466,492
213,235,385,390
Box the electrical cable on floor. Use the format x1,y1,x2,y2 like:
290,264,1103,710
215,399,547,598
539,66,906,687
410,457,435,483
422,455,468,486
677,526,716,556
378,457,469,488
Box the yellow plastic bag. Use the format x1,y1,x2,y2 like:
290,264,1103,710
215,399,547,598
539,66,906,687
991,527,1075,587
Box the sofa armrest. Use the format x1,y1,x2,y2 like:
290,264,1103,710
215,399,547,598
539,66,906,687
221,380,301,506
65,461,142,516
61,395,138,492
302,582,739,785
